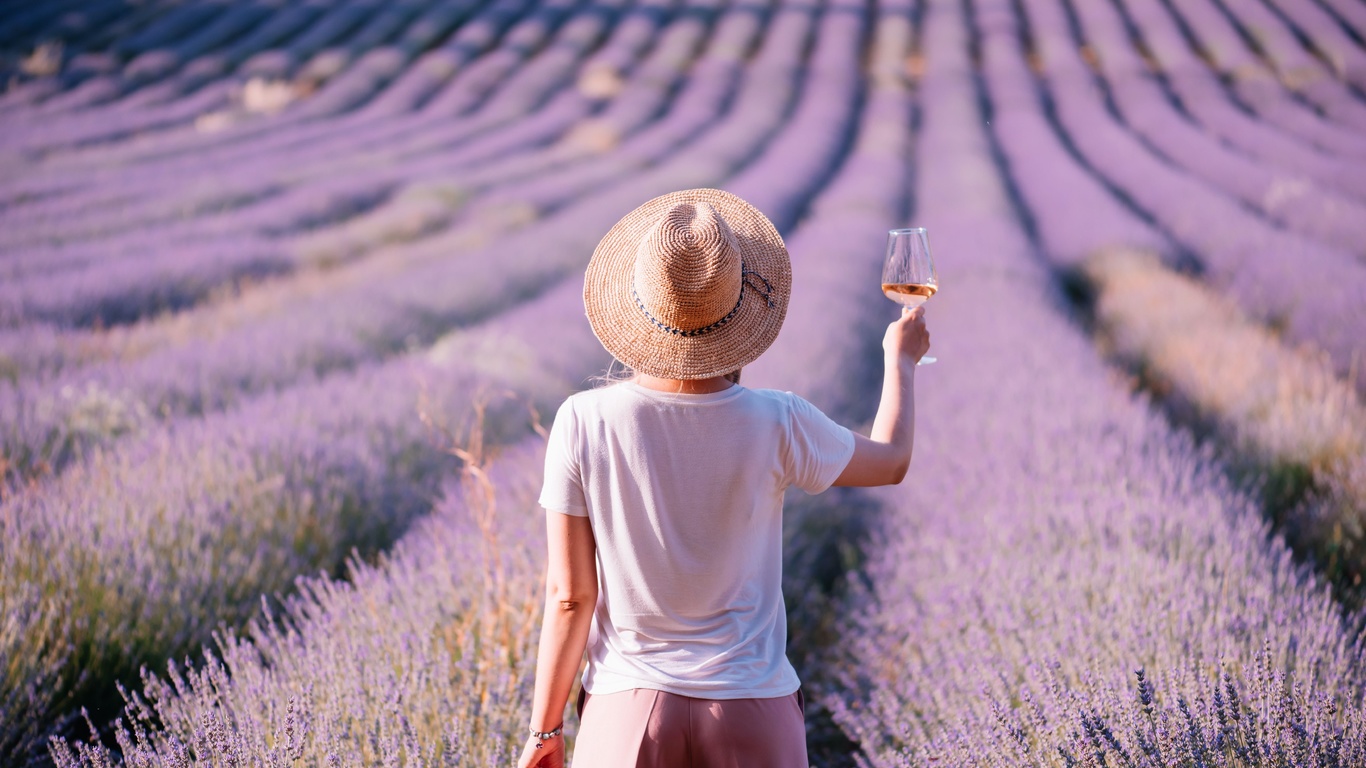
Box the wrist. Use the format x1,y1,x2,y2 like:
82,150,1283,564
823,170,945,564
885,352,917,372
529,723,564,740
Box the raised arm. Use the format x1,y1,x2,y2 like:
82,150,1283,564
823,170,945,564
833,305,930,487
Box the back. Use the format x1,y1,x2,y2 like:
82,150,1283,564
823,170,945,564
539,381,853,699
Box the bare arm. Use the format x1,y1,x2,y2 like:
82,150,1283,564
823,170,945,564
833,305,929,487
517,512,598,768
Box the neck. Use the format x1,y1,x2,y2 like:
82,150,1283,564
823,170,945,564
634,373,735,394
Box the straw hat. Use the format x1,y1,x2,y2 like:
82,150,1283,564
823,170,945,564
584,188,791,379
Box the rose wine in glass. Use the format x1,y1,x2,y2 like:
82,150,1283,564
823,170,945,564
882,227,937,364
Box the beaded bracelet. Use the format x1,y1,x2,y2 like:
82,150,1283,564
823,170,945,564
529,724,563,749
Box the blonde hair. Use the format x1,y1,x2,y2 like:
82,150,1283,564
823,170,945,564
591,361,742,388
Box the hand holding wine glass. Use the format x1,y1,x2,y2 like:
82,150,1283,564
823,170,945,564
882,227,938,364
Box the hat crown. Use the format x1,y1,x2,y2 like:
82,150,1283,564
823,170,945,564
632,202,742,332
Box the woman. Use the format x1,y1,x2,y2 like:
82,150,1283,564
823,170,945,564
516,188,930,767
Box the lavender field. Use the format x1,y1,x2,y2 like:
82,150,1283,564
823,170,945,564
2,0,1365,764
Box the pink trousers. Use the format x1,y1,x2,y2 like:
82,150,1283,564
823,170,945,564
570,687,808,768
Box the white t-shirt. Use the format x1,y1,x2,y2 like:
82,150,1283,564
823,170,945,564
538,380,855,699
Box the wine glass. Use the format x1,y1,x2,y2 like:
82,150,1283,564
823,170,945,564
882,227,937,365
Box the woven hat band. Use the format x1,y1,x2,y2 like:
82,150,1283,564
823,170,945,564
630,267,774,338
631,202,743,332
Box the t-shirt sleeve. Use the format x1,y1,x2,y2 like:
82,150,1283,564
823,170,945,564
784,392,857,495
538,398,589,516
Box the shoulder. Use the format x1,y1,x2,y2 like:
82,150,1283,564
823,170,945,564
743,387,819,415
552,383,630,423
747,389,848,441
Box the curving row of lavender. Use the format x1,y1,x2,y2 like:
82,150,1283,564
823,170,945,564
47,2,911,760
0,0,711,382
0,0,735,479
825,1,1366,765
2,0,1364,764
975,0,1366,606
2,0,844,760
1010,0,1366,396
0,0,810,484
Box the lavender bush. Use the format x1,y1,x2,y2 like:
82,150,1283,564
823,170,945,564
1084,249,1366,598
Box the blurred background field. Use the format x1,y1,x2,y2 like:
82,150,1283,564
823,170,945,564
1,0,1365,765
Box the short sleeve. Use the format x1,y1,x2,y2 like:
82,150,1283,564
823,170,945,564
539,398,589,516
784,393,856,495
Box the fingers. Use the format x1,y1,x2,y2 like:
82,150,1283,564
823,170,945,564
898,305,926,323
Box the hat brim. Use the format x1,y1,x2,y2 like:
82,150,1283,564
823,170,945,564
584,188,791,380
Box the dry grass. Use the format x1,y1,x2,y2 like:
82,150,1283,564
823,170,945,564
1083,247,1366,594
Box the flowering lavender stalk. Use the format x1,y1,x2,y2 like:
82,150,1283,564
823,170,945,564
46,436,554,768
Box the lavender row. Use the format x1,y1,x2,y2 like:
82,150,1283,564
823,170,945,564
18,0,558,179
0,0,170,96
1019,0,1366,392
0,1,451,154
0,0,674,326
1118,0,1366,189
1216,0,1366,131
0,0,815,482
1162,0,1366,160
43,3,913,758
977,2,1172,270
1316,0,1366,43
18,1,425,119
0,0,187,116
0,0,103,51
458,1,765,219
1083,249,1366,602
0,0,732,383
0,0,645,328
3,0,835,755
0,0,517,208
0,0,777,481
20,1,293,116
1259,0,1366,90
826,2,1366,765
124,1,474,113
47,436,554,768
0,0,569,254
0,0,551,275
984,0,1366,599
1068,0,1366,256
267,0,718,269
1,278,607,765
